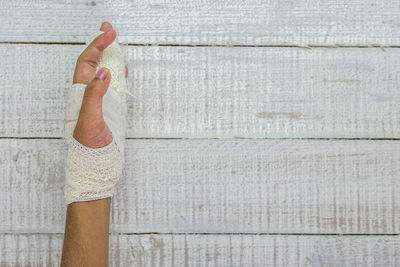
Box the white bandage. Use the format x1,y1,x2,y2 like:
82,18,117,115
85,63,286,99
64,31,127,204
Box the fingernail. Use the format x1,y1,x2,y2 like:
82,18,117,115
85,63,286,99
96,68,108,80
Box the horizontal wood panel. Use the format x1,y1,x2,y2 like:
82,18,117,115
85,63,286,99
1,139,399,234
1,1,400,45
1,44,400,138
1,234,399,266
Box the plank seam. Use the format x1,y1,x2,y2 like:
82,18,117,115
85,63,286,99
1,137,400,141
0,232,399,236
0,41,399,49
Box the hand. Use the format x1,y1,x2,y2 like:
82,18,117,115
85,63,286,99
72,22,128,148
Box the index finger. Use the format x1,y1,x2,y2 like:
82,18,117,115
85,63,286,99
73,28,117,84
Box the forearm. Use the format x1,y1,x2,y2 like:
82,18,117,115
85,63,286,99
61,22,126,266
61,198,111,267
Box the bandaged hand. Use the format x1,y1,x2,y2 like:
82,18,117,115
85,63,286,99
64,22,128,204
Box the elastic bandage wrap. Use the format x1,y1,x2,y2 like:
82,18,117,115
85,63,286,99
64,31,127,204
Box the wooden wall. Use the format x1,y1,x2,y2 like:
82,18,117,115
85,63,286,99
0,0,399,266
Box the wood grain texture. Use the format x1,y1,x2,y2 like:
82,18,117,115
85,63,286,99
1,234,399,266
1,1,400,46
1,44,400,138
1,139,399,234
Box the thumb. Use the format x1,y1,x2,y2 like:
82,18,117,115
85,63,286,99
79,68,111,121
72,68,112,148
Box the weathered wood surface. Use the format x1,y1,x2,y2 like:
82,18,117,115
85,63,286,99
2,44,400,138
1,139,399,234
2,0,400,265
1,234,399,266
1,1,400,46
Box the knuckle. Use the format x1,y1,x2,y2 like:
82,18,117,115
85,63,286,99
86,82,97,90
85,83,96,93
76,54,84,64
84,81,102,97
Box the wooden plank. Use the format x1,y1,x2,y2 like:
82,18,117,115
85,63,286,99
1,1,400,45
1,44,400,138
1,139,399,234
0,234,399,266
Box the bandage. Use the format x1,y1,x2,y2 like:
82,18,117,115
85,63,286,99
64,31,127,204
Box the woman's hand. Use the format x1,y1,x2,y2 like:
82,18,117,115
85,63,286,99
61,22,127,267
72,22,127,148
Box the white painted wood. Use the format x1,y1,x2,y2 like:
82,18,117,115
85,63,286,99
1,1,400,45
1,44,400,138
1,234,399,266
1,139,399,234
2,1,399,265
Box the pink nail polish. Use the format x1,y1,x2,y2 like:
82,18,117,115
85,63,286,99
96,68,107,80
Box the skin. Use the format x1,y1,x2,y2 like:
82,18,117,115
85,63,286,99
61,22,127,267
